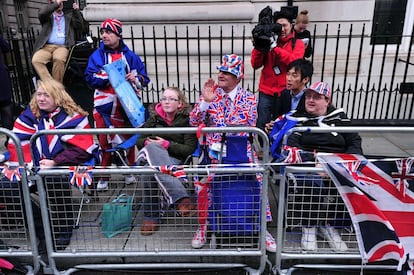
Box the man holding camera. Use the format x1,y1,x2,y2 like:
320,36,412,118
251,8,305,136
32,0,84,83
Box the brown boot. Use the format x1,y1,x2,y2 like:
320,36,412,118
140,220,159,236
177,197,195,217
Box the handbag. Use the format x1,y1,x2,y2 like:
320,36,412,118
101,193,133,238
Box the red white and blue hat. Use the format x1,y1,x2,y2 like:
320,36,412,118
305,81,332,98
216,54,244,79
101,18,123,37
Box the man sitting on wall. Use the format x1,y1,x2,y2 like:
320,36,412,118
31,0,84,83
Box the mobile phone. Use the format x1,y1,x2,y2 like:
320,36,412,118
63,0,74,10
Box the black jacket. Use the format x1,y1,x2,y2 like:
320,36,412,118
279,88,306,116
287,106,363,154
294,29,313,58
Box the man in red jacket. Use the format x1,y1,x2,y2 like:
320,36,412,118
251,9,305,135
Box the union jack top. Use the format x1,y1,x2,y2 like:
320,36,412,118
189,85,257,145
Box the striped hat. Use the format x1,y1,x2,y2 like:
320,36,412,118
216,54,244,79
305,81,332,98
101,18,122,37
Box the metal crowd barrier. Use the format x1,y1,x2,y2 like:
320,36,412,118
0,128,39,274
273,126,414,275
29,127,270,275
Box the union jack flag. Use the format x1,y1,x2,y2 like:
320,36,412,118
280,145,316,164
153,165,188,183
392,158,414,197
338,160,379,186
0,165,23,182
69,166,93,187
318,153,414,272
281,145,304,164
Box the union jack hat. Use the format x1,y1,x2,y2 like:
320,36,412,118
305,81,332,98
216,54,244,79
101,18,122,37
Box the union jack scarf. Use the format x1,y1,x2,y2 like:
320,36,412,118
8,106,99,166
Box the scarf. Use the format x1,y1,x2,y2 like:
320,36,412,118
8,106,98,166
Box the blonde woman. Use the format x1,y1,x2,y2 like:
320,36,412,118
6,78,99,251
8,78,99,167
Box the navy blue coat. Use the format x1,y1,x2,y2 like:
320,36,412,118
0,35,11,103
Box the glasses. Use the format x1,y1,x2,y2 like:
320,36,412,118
160,97,179,102
305,93,326,101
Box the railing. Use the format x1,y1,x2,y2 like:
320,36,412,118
28,126,269,274
2,23,414,124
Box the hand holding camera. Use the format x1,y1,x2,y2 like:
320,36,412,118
252,6,282,52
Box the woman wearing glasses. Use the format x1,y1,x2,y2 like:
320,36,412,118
135,87,197,235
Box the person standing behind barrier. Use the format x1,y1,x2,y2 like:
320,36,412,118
6,78,100,251
84,18,150,191
294,10,313,59
274,81,362,252
136,87,197,235
277,58,313,116
189,54,276,252
31,0,84,83
0,34,13,132
265,59,313,159
251,8,305,138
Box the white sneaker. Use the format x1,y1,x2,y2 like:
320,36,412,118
124,175,137,185
301,226,317,251
319,225,348,252
96,180,109,191
265,230,277,253
192,225,207,249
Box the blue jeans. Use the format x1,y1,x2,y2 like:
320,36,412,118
138,143,189,221
257,92,281,130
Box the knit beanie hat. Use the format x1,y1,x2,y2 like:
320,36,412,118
216,54,244,79
100,18,122,37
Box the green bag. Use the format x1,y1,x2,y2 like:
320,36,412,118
101,194,133,238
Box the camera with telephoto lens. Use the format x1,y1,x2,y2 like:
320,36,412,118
252,6,282,52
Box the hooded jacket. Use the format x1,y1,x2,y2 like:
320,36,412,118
136,103,197,162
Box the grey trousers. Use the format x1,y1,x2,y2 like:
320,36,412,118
137,143,189,221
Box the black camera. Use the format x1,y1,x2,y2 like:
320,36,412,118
252,6,282,51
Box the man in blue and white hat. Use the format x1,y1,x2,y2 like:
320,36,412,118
189,54,277,253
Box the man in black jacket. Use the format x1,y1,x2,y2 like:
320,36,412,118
265,59,313,133
32,0,84,82
279,58,313,115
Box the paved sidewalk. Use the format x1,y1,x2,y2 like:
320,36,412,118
360,132,414,157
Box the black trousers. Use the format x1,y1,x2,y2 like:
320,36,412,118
0,176,73,250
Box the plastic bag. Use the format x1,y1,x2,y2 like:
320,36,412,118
101,194,133,238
